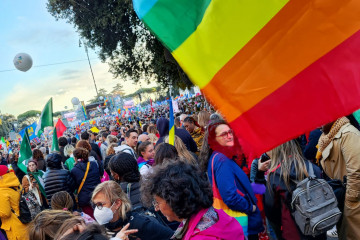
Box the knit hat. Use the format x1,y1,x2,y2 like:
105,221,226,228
0,165,9,176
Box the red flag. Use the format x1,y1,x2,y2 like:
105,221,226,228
55,119,67,138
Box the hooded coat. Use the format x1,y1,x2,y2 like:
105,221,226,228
156,117,197,153
0,172,29,240
43,153,75,203
320,123,360,240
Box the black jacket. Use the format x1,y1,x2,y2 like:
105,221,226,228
105,210,173,240
71,161,101,207
90,143,102,161
120,181,142,209
43,153,75,203
37,158,46,172
156,117,197,153
263,160,325,240
59,146,69,163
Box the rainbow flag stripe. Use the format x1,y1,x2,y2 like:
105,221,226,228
134,0,360,155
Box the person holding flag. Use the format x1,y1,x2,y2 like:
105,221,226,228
21,158,48,210
18,126,48,209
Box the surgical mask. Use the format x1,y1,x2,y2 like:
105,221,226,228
94,202,115,225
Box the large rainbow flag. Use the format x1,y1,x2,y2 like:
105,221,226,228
133,0,360,156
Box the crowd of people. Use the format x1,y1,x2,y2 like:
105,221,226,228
0,98,359,240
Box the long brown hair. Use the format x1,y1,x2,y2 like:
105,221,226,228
28,210,73,240
268,140,309,190
54,217,84,240
32,149,44,160
164,136,197,165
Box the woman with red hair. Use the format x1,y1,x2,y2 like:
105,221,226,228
199,120,263,240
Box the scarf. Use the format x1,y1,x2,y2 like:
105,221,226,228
171,219,189,240
137,156,154,166
29,170,47,198
316,117,349,163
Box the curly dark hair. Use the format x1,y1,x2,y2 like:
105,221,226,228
141,161,213,219
109,152,140,183
73,148,89,162
58,137,68,147
32,149,44,160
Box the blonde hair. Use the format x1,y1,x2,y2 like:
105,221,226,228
268,140,309,190
106,143,118,156
28,210,74,240
164,135,197,165
64,144,75,157
148,133,158,145
106,135,118,145
91,181,132,220
198,111,210,128
148,125,158,135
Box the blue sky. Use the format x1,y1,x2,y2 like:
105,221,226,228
0,0,155,116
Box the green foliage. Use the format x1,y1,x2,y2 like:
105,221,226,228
0,114,17,138
88,88,108,104
53,111,62,118
111,83,125,96
17,110,41,127
47,0,193,89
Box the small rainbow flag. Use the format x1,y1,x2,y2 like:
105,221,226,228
133,0,360,156
81,101,88,120
168,99,175,146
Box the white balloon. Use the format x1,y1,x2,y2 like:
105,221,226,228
99,96,104,101
71,97,80,105
13,53,33,72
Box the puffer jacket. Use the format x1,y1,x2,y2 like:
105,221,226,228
0,172,29,240
71,161,101,207
43,153,75,203
120,181,142,209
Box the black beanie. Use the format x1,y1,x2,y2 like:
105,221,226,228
109,152,140,182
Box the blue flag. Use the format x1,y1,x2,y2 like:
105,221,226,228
19,122,38,141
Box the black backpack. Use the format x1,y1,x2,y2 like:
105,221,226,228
11,187,42,224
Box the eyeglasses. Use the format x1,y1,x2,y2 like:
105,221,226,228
91,202,108,210
216,129,233,138
152,199,159,209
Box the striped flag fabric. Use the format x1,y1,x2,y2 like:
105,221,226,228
168,99,175,146
133,0,360,156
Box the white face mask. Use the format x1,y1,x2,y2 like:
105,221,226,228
94,202,115,225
